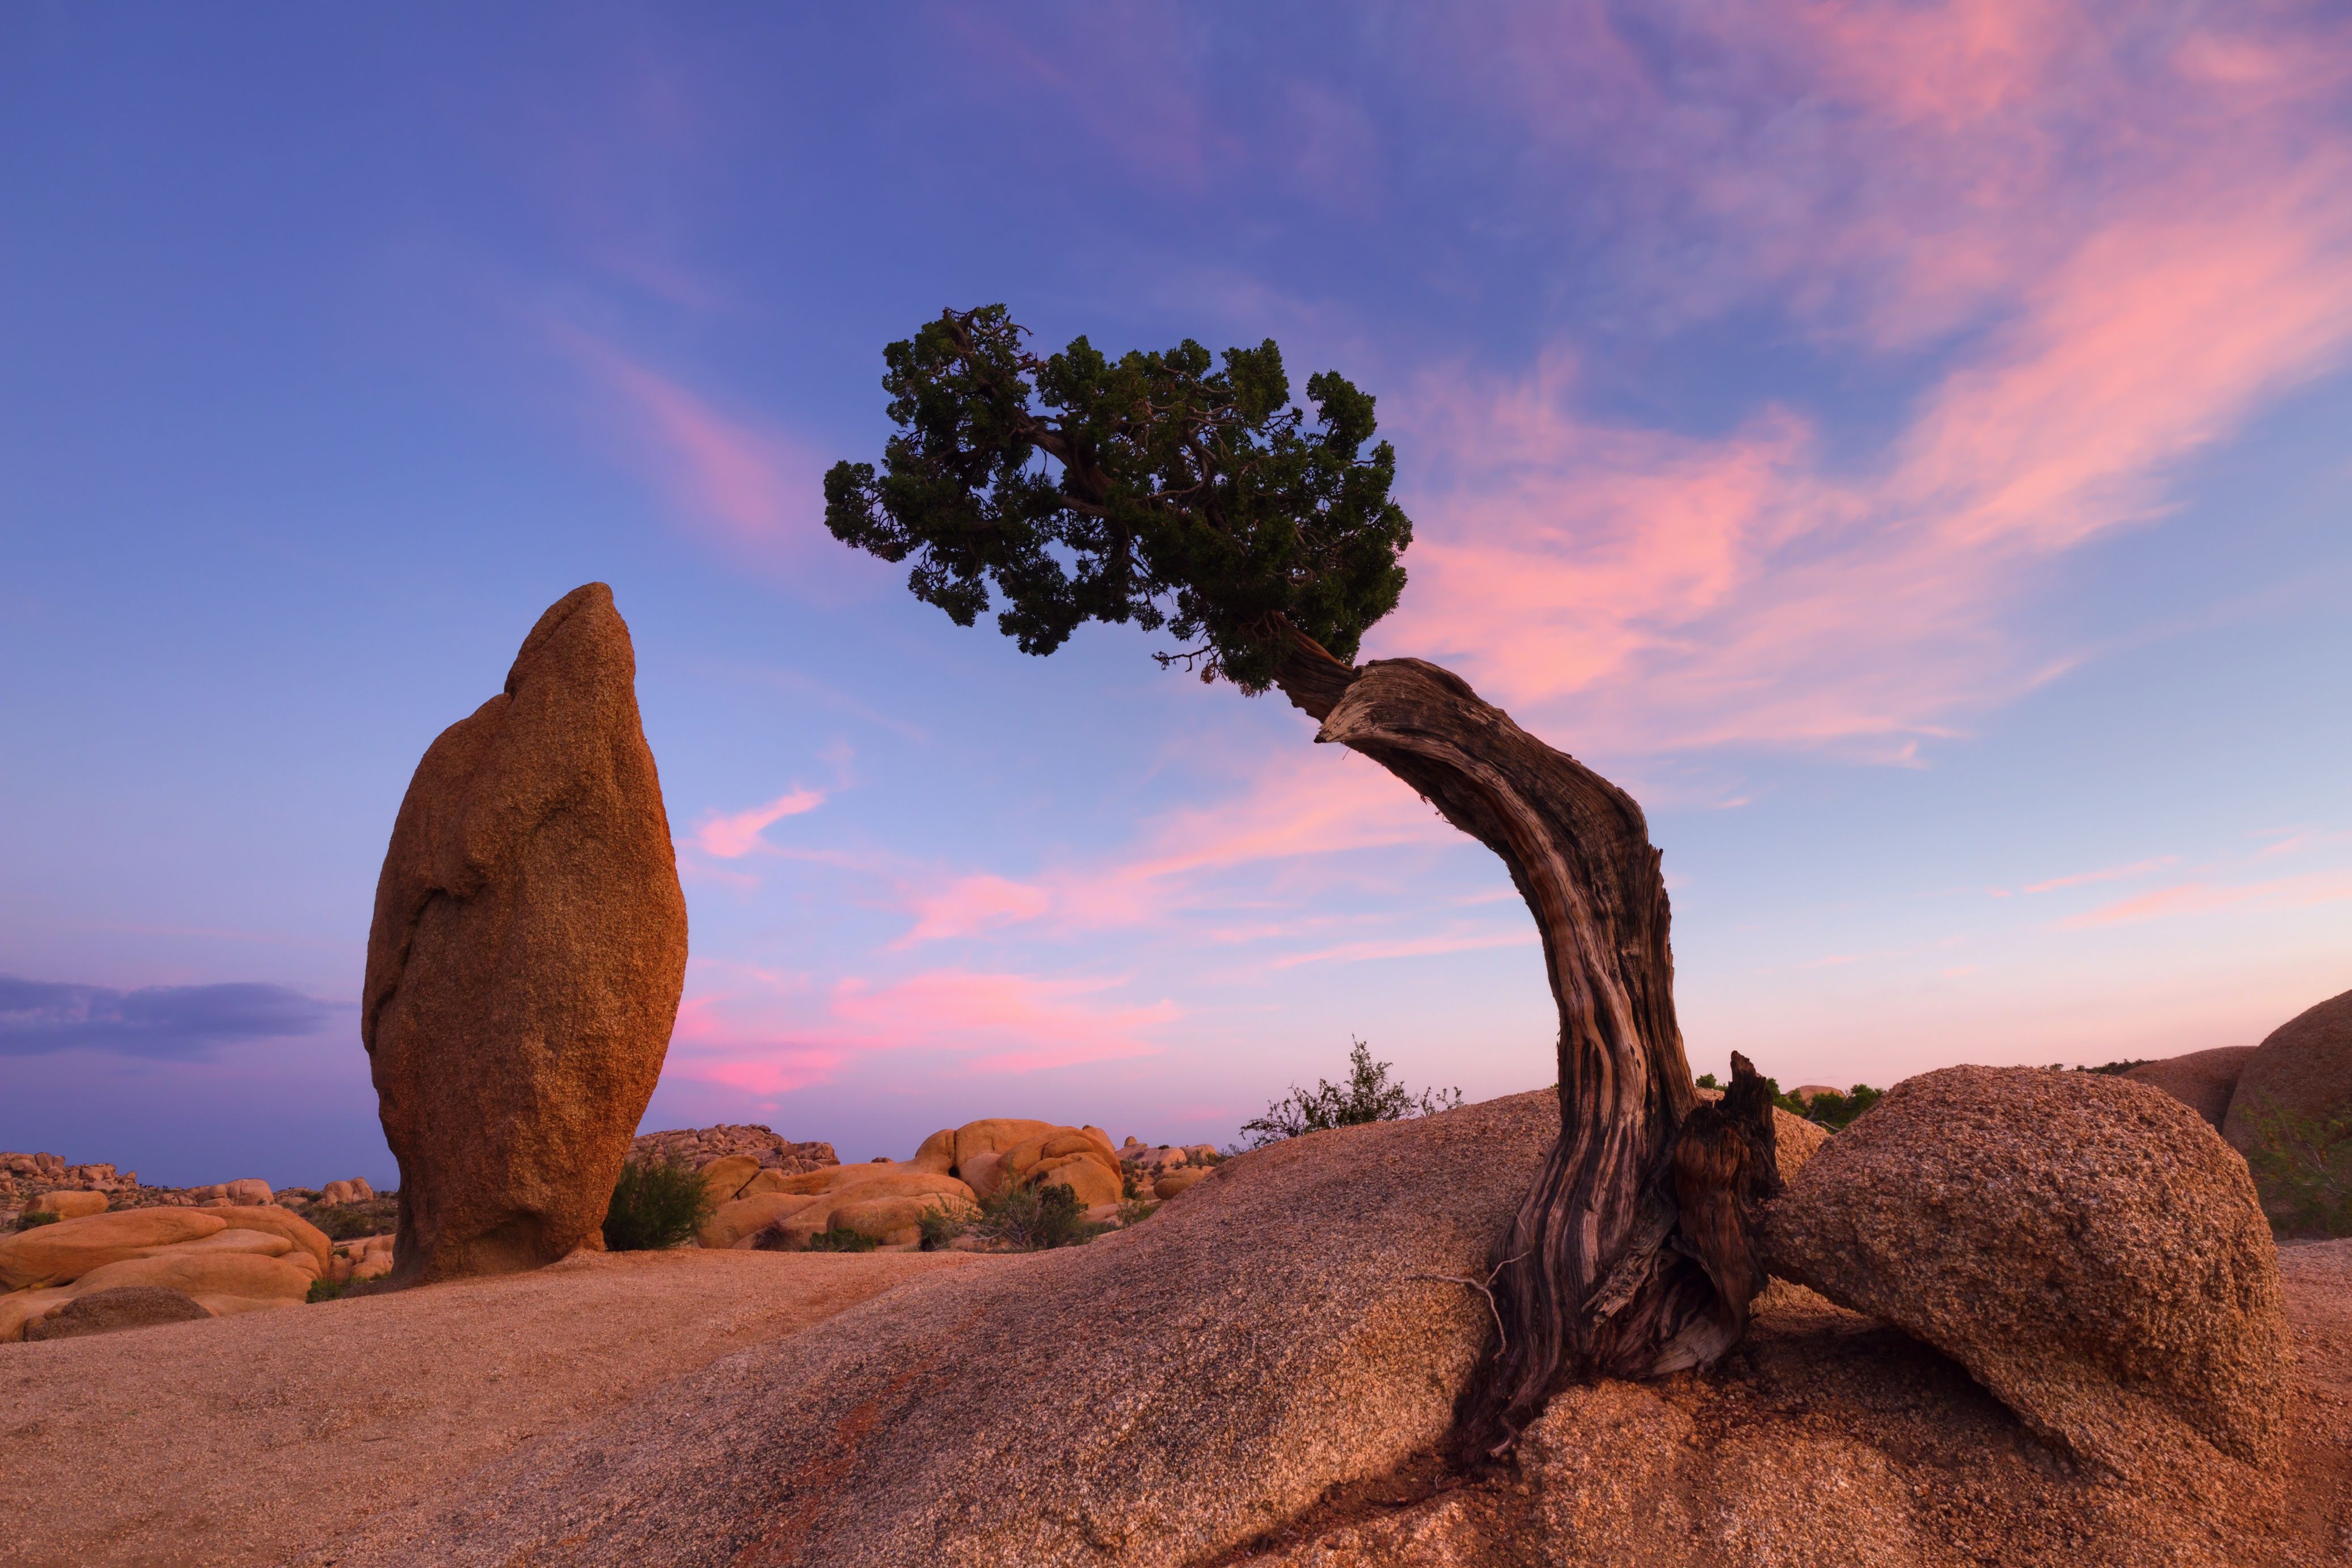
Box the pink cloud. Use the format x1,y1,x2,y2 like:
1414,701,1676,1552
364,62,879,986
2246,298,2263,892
660,959,1179,1098
1380,9,2352,759
898,874,1054,945
2060,871,2352,929
892,746,1454,943
687,788,827,859
2022,857,2179,895
1259,929,1539,973
830,970,1177,1073
541,320,860,586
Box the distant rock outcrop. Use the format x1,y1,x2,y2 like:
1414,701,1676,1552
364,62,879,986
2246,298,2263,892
1763,1065,2287,1478
627,1125,837,1178
2222,986,2352,1153
2123,1045,2256,1129
363,584,687,1286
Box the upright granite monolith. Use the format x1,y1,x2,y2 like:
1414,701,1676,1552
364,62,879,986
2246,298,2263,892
363,583,687,1284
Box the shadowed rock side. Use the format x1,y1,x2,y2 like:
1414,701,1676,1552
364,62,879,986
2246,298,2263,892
1763,1066,2288,1481
2223,986,2352,1155
363,582,688,1284
316,1091,1562,1568
2127,1046,2257,1129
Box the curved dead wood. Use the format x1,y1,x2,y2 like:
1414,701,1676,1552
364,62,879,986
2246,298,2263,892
1285,649,1776,1450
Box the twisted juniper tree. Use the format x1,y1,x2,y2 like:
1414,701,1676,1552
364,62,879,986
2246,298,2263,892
824,306,1780,1450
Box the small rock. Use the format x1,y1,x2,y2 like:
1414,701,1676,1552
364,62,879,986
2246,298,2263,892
1155,1168,1210,1201
22,1285,209,1341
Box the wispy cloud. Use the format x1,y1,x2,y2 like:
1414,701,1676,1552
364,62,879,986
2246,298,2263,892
541,319,867,591
662,958,1180,1094
2022,857,2179,895
688,787,827,859
2060,870,2352,930
1378,1,2352,760
1258,929,1538,973
892,746,1452,943
0,976,345,1059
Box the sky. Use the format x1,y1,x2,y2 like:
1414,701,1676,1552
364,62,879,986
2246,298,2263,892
3,2,2349,1189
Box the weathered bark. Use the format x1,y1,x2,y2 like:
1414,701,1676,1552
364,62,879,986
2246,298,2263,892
1269,621,1777,1452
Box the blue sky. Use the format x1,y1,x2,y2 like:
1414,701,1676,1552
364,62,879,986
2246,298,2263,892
4,3,2349,1187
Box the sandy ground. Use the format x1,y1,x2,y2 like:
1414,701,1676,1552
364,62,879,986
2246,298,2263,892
0,1248,989,1568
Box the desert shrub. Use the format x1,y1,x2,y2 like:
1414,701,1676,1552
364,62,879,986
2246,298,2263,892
602,1155,715,1251
307,1278,349,1304
972,1181,1104,1252
1240,1037,1463,1148
1743,1072,1884,1130
2239,1097,2352,1238
1789,1084,1884,1130
917,1202,971,1252
15,1210,60,1231
2074,1060,2152,1076
306,1197,400,1241
1116,1197,1160,1227
805,1222,880,1253
749,1219,792,1252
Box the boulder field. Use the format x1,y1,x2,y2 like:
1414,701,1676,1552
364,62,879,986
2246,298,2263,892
679,1118,1230,1250
0,1206,327,1339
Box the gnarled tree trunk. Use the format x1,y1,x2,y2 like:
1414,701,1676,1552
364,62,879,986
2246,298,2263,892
1272,625,1780,1453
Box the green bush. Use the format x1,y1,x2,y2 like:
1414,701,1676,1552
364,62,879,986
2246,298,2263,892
917,1202,971,1252
307,1277,349,1304
306,1196,399,1241
16,1210,61,1231
972,1181,1105,1252
1785,1084,1884,1129
2239,1096,2352,1238
1116,1197,1160,1228
805,1222,879,1253
1240,1038,1463,1148
1737,1071,1884,1130
602,1156,715,1251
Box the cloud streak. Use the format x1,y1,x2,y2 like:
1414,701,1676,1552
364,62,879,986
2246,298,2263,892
689,787,827,859
1378,1,2352,759
0,976,345,1059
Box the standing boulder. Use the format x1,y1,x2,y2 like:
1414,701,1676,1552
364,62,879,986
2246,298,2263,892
2222,987,2352,1154
1762,1066,2287,1478
2125,1045,2257,1130
363,584,687,1285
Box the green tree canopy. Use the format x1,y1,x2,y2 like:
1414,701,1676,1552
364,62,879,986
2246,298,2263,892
822,306,1414,693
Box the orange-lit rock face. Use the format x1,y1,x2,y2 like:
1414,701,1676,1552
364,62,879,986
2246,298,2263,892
363,584,687,1285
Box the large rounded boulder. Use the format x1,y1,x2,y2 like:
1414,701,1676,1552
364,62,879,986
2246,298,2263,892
2222,986,2352,1153
1762,1066,2287,1478
363,583,689,1284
